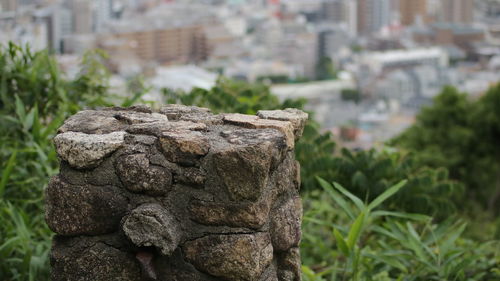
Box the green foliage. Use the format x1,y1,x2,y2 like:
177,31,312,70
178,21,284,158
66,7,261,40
1,42,498,280
331,148,463,219
340,89,361,104
0,43,146,280
392,85,500,215
316,56,337,80
301,178,500,281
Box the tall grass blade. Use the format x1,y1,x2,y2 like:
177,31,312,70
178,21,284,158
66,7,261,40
333,182,365,211
0,150,17,198
347,211,366,250
317,177,355,219
367,180,407,210
333,229,350,256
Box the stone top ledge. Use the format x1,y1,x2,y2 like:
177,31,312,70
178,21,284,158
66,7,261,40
54,104,308,169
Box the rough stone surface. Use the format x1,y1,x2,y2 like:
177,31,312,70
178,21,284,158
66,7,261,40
160,130,210,166
127,120,207,136
122,203,181,256
213,143,273,201
277,248,301,281
47,105,306,281
54,131,125,169
189,198,272,229
270,197,303,251
223,113,296,149
257,109,308,139
51,235,142,281
159,104,210,119
184,233,274,281
45,176,127,235
116,153,172,195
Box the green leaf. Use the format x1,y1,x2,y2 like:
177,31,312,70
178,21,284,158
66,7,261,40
15,95,26,121
333,229,350,256
371,210,430,221
316,177,355,219
347,211,366,250
0,150,17,199
367,180,407,210
333,182,365,211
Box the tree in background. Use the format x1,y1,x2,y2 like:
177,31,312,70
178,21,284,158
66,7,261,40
315,56,337,80
341,88,361,104
392,85,500,215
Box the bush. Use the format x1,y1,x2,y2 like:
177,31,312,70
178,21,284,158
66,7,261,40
301,178,500,281
0,43,141,280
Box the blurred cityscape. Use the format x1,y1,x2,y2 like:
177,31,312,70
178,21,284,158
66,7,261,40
1,0,500,148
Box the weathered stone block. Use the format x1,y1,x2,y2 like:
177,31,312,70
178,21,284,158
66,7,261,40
54,131,125,169
277,248,301,281
270,196,302,251
184,233,274,281
116,153,172,195
50,236,141,281
160,130,210,166
45,176,127,235
47,105,306,281
122,203,182,256
257,109,308,139
223,113,295,149
189,198,272,229
213,143,273,201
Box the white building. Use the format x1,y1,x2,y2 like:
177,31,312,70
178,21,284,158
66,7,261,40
359,47,449,74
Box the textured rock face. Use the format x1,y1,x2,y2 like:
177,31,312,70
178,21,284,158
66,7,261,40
54,131,126,169
46,105,307,281
184,233,274,281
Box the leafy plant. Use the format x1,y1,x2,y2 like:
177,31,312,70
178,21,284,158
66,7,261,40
301,177,500,281
0,43,148,281
392,85,500,216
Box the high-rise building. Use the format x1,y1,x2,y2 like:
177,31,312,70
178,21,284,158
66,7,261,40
322,0,345,23
441,0,474,24
357,0,391,35
322,0,357,36
94,0,112,33
0,0,17,12
101,25,209,65
73,0,93,34
399,0,427,26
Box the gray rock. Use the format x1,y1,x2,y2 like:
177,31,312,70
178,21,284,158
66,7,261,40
103,104,153,113
160,130,210,166
174,167,206,187
113,111,169,124
57,110,128,134
273,153,301,195
184,232,273,281
257,109,308,139
212,142,273,201
122,203,181,256
159,104,211,120
223,113,295,149
127,120,207,137
54,131,125,169
50,236,141,281
277,248,301,281
270,197,302,251
47,106,305,280
45,176,127,235
189,197,272,229
116,153,172,195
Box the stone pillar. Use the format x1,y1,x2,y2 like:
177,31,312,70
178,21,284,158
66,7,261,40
45,105,308,281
